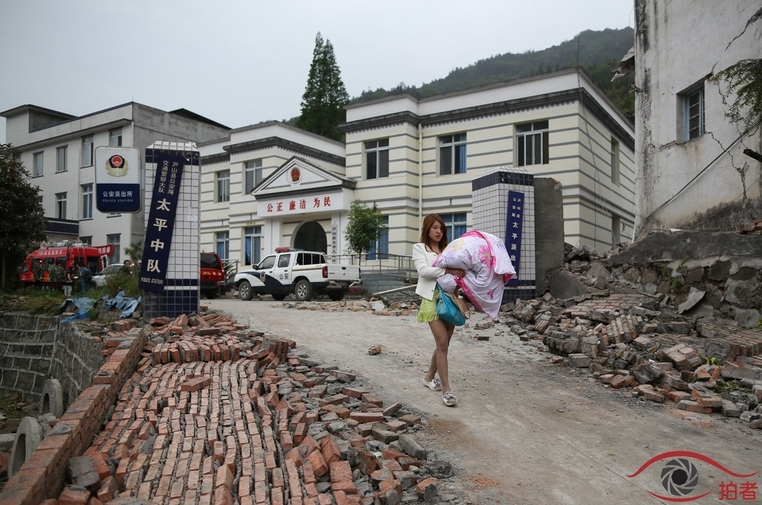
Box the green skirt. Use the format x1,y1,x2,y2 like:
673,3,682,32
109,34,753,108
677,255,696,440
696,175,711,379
416,289,440,323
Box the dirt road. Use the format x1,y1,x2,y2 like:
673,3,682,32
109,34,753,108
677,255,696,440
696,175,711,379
207,297,762,504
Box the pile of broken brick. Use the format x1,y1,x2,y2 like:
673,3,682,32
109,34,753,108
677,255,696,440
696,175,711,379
503,289,762,430
55,311,454,505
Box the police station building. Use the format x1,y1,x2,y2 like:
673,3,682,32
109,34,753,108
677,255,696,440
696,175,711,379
197,68,635,269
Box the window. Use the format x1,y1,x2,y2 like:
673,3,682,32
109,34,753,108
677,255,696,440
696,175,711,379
278,254,291,268
244,226,262,265
56,192,67,219
610,138,620,186
79,236,92,245
259,255,275,269
439,133,467,175
612,215,621,245
109,128,122,147
367,216,389,260
217,170,230,202
365,139,389,179
81,135,94,167
441,213,467,241
33,152,44,177
216,231,229,259
81,184,93,219
245,160,263,194
516,120,549,166
107,234,120,264
685,86,705,140
56,146,67,173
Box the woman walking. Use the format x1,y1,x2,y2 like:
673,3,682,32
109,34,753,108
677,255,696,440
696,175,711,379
413,214,465,406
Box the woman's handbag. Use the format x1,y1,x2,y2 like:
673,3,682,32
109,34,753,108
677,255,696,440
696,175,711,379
436,285,470,326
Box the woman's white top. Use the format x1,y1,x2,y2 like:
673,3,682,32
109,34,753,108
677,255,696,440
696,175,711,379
412,242,446,301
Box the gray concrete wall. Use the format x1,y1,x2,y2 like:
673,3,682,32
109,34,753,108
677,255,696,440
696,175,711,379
0,314,104,408
633,0,762,236
534,178,565,296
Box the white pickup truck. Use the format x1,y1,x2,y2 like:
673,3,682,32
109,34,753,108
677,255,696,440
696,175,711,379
234,249,361,301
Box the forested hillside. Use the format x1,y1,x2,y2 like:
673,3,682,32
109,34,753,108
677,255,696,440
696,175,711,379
351,28,635,120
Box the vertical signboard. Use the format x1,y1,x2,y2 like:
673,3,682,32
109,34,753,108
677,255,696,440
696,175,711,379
138,153,185,291
505,190,524,287
95,147,141,212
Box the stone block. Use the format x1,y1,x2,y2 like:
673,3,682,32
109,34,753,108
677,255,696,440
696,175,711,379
568,354,591,368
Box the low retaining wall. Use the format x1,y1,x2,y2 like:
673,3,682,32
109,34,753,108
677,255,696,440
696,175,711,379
0,320,147,504
0,313,104,409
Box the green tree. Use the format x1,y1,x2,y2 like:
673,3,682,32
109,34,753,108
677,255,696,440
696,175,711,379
296,32,350,142
125,241,143,263
715,58,762,134
0,144,47,289
344,201,386,262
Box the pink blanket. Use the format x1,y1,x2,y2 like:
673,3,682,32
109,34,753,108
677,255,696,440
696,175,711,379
433,230,515,319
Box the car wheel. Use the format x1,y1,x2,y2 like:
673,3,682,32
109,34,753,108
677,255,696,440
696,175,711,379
206,289,217,299
272,293,287,301
238,281,253,301
294,280,313,301
328,290,345,301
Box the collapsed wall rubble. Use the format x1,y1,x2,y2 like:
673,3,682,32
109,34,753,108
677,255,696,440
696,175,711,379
11,311,451,505
503,243,762,430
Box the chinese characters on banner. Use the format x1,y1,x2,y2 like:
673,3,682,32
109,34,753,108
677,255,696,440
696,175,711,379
265,196,332,214
505,190,524,287
139,154,185,292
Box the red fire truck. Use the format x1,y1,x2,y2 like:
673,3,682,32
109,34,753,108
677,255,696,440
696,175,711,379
18,243,113,287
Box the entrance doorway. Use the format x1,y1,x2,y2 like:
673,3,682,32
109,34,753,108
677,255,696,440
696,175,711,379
294,221,327,252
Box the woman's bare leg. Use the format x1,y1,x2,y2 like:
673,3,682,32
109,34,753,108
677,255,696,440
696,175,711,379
426,319,455,392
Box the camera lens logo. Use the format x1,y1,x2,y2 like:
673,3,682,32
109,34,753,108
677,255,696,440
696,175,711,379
629,450,758,502
661,458,699,497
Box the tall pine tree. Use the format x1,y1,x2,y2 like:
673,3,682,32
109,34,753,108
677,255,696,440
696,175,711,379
296,33,350,142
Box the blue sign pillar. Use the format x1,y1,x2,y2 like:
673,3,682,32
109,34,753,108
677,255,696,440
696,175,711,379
472,166,536,303
141,142,200,319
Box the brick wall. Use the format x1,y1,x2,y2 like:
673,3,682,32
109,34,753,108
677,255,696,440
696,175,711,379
0,322,147,504
0,313,104,407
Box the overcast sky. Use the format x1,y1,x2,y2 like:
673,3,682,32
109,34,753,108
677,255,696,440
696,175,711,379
0,0,634,144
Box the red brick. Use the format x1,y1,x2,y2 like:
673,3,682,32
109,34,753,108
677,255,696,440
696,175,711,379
58,486,91,505
329,460,353,484
320,435,341,465
216,463,235,493
214,485,234,505
349,412,383,423
181,377,211,392
306,450,328,478
96,476,119,502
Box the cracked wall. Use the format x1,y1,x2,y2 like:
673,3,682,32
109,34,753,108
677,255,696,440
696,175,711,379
634,0,762,237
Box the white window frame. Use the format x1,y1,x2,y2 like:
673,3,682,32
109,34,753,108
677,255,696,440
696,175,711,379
81,135,94,167
244,226,262,266
56,192,67,219
516,120,549,167
33,151,44,177
244,160,263,194
684,86,705,141
367,216,389,260
56,146,67,173
610,138,620,186
81,183,93,220
438,133,467,175
107,234,121,264
441,213,467,241
365,139,390,179
216,231,229,259
109,128,123,147
217,170,230,202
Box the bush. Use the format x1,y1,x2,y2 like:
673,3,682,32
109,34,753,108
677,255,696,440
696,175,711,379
102,271,140,298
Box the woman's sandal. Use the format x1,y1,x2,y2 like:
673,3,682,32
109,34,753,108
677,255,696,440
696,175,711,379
422,377,442,391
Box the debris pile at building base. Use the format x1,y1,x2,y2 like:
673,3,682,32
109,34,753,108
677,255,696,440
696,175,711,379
50,312,451,505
